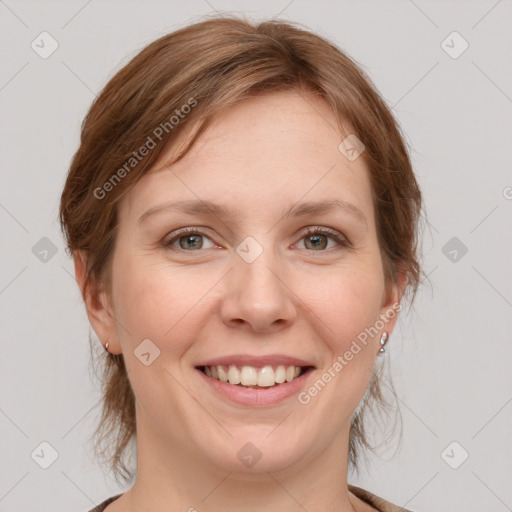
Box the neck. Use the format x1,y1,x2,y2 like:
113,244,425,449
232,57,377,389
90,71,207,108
123,413,359,512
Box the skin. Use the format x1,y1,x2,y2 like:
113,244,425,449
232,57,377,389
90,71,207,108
76,90,405,512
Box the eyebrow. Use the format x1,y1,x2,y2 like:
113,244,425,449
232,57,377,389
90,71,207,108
138,198,368,227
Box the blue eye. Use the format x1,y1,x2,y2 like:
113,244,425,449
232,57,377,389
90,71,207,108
163,226,350,252
296,227,350,251
164,228,215,251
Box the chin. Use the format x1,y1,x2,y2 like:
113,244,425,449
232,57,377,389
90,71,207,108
201,427,310,476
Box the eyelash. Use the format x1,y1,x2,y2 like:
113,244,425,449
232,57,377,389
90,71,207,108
163,226,351,253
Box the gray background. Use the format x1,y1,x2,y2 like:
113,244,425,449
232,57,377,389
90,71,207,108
1,1,511,511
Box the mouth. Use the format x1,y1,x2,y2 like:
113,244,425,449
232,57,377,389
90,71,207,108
194,355,316,406
197,364,315,388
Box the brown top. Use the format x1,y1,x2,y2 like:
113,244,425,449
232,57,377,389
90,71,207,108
88,493,122,512
87,485,415,512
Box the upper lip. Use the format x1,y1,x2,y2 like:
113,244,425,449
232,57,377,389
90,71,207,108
197,354,316,368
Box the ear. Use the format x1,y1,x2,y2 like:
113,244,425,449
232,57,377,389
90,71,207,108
379,262,408,335
74,251,120,353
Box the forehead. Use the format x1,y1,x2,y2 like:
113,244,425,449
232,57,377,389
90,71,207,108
119,90,375,227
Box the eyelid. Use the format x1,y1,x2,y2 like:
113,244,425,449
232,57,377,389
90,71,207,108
295,226,351,249
162,227,218,249
162,225,351,251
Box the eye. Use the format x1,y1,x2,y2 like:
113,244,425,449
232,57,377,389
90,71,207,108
295,227,350,251
163,226,350,253
163,228,216,251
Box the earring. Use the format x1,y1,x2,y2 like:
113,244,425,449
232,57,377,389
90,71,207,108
104,341,110,353
378,332,389,354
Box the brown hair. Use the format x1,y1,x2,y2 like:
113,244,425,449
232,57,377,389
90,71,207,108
60,15,423,483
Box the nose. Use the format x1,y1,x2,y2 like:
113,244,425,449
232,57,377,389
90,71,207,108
220,249,297,333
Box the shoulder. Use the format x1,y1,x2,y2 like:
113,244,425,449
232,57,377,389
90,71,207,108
87,493,123,512
89,488,417,512
348,484,418,512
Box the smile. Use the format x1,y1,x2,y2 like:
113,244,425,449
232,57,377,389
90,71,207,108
199,364,311,388
195,356,316,406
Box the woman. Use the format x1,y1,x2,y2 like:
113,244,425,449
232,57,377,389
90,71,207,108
60,16,422,512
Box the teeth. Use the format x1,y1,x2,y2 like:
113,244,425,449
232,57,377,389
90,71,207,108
257,366,275,387
218,366,228,382
228,365,241,385
240,366,258,386
275,365,286,383
203,364,305,387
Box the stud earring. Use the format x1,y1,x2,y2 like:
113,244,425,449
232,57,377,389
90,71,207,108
378,332,389,354
104,341,110,353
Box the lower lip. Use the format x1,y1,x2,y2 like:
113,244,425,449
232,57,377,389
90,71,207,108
196,368,314,407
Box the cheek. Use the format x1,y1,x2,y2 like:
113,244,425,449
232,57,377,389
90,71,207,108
311,278,382,389
110,250,225,365
298,255,384,395
110,253,191,351
301,258,385,345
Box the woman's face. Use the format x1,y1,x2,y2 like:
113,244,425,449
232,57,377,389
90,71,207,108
86,90,402,475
